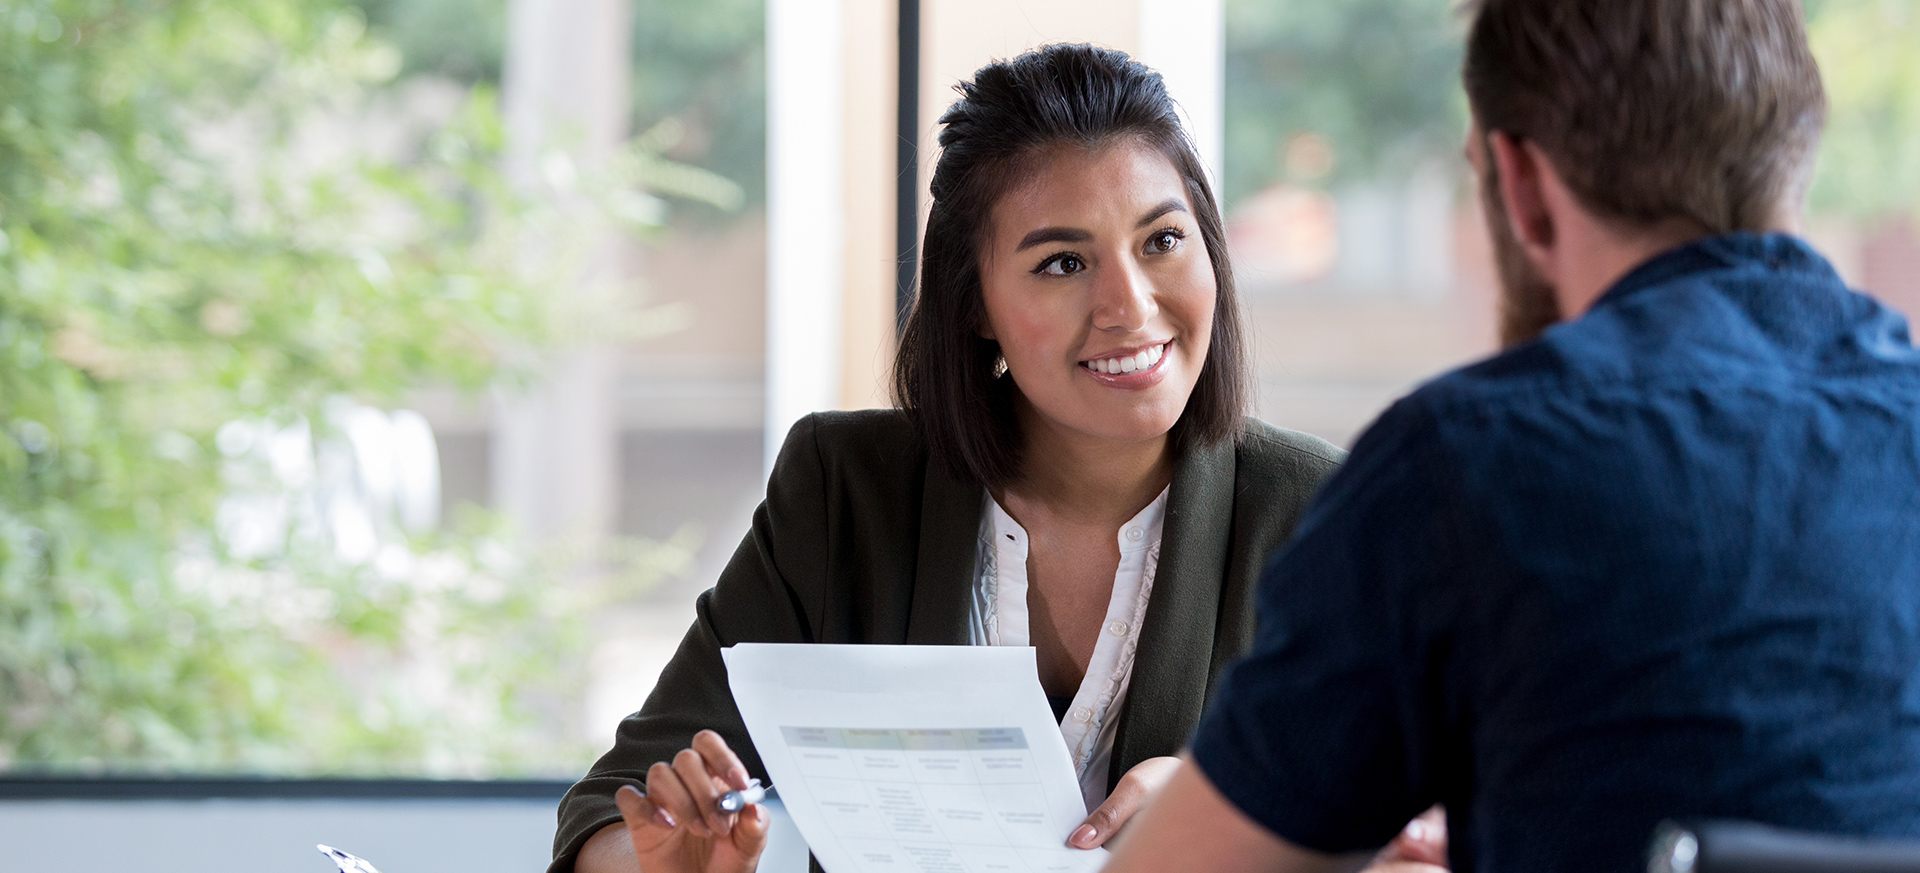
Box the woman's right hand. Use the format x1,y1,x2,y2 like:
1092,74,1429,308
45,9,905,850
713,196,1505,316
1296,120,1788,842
1365,805,1448,872
611,729,770,873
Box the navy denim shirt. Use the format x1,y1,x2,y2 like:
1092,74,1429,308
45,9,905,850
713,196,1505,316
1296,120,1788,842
1192,234,1920,872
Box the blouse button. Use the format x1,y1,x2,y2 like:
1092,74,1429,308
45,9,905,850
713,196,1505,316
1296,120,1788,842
1073,707,1093,723
1125,527,1144,543
1106,620,1129,636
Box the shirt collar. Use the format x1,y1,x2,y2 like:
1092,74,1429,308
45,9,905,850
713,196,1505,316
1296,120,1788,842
1116,486,1170,554
981,484,1170,556
1590,232,1838,314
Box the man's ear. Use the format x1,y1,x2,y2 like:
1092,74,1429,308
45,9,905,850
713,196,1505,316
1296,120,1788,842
1487,130,1557,264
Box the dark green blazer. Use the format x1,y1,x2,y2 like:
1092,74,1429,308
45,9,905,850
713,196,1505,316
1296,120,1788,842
550,410,1343,871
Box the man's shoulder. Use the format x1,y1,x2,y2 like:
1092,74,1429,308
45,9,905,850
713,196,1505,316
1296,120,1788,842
1404,331,1628,425
1420,233,1920,413
1385,334,1669,474
1393,284,1741,424
1333,348,1598,491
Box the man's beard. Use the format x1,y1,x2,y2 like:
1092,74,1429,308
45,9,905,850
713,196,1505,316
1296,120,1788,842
1481,169,1562,347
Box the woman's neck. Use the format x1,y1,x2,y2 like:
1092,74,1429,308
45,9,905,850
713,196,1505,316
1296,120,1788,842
999,397,1175,526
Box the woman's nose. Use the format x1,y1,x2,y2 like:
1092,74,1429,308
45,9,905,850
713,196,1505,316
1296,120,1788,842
1091,260,1155,332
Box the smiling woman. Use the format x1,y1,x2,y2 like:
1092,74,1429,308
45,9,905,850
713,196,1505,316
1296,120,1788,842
898,46,1249,490
981,148,1218,457
552,44,1354,873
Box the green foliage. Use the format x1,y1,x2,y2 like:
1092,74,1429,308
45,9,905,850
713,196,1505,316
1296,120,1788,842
357,0,505,82
1221,0,1466,207
0,0,700,775
1805,0,1920,219
627,0,766,212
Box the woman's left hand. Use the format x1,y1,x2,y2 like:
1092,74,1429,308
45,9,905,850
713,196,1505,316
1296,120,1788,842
1065,756,1182,849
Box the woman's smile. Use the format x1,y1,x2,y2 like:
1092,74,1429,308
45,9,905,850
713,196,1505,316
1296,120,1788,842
1079,340,1172,386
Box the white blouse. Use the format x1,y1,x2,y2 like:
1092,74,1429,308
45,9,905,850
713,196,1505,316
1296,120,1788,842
966,487,1169,812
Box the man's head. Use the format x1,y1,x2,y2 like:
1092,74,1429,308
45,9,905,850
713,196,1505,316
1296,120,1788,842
1461,0,1828,345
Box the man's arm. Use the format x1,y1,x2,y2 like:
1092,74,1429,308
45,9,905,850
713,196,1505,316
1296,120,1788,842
1102,756,1371,873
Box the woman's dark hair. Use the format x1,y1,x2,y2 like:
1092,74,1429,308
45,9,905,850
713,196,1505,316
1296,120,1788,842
891,43,1249,488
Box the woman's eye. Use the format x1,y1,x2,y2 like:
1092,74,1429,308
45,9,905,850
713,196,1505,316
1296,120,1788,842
1036,254,1084,276
1147,230,1183,254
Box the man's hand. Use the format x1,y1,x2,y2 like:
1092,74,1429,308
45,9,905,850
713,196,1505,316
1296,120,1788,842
1102,755,1370,873
608,729,770,873
1067,756,1181,849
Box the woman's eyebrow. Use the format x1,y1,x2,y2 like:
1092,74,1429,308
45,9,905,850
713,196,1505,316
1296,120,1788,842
1014,199,1190,252
1016,227,1091,252
1136,198,1188,227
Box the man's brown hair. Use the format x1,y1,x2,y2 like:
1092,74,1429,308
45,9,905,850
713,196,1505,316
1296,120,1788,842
1462,0,1828,234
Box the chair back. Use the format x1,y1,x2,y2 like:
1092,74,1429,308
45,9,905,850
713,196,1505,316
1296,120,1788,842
1651,820,1920,873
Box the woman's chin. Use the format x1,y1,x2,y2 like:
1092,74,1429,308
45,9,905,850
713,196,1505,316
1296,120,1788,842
1054,406,1188,448
1013,377,1195,448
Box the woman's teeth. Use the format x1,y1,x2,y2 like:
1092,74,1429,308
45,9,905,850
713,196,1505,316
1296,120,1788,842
1083,343,1165,375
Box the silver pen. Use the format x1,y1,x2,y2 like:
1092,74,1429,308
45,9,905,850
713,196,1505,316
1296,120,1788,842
717,777,768,813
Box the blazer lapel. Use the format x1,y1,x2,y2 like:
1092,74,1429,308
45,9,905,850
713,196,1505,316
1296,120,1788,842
1110,437,1238,786
905,454,980,645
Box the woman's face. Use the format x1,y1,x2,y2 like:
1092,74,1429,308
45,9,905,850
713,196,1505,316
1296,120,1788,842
979,141,1216,449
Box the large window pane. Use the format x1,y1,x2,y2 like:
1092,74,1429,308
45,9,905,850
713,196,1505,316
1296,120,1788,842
1223,0,1920,448
1,0,767,779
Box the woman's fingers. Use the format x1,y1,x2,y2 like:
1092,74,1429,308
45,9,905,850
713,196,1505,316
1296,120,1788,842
729,799,773,867
617,783,676,831
1364,863,1449,873
614,785,675,853
691,729,753,792
622,732,759,870
1067,756,1182,849
1380,805,1448,866
673,747,736,837
1390,805,1443,867
648,760,712,838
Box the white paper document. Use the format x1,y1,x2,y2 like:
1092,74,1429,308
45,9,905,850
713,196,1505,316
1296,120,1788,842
723,643,1107,873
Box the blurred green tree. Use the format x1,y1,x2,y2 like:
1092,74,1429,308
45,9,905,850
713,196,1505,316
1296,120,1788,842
626,0,765,212
1222,0,1465,208
1805,0,1920,220
0,0,705,775
358,0,506,82
1223,0,1920,223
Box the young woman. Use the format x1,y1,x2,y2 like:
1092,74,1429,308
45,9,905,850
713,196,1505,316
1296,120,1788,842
553,44,1358,873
